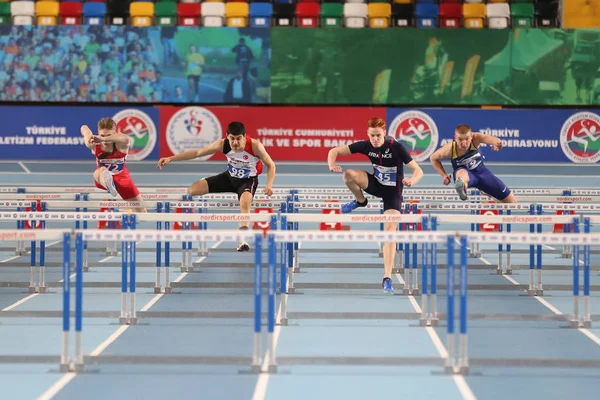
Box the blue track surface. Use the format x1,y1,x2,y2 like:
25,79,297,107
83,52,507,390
0,161,599,400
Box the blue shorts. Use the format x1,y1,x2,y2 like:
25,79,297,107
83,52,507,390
454,167,511,201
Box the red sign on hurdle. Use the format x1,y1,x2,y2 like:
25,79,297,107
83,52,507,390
24,200,41,229
406,201,423,231
320,200,343,231
253,207,273,235
173,207,197,230
98,206,122,229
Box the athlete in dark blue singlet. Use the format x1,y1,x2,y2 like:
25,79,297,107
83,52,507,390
327,117,424,294
430,124,517,203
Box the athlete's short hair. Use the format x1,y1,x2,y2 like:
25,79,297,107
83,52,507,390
98,118,116,131
227,121,246,136
455,124,472,135
367,117,386,131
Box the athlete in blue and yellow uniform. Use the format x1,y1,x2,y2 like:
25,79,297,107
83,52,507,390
328,117,424,294
430,124,517,203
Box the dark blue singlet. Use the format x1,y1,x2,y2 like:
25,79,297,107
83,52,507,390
451,141,511,201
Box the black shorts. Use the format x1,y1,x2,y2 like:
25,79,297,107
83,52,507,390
364,173,403,211
205,171,258,200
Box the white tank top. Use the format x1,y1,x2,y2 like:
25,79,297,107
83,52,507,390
224,136,263,179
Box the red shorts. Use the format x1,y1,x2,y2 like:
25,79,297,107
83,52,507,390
95,168,140,200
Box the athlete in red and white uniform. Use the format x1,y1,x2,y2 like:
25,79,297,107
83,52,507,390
81,118,146,213
157,121,276,251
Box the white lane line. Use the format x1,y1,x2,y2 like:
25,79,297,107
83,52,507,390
2,293,38,311
0,255,20,263
394,273,475,399
18,162,31,174
38,241,221,399
251,300,284,400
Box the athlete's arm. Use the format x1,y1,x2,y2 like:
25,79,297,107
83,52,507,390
327,145,352,173
99,133,132,152
157,139,224,169
472,132,502,151
429,143,452,177
403,160,423,187
252,140,276,197
80,125,96,150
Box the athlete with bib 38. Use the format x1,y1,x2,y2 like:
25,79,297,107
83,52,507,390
80,118,146,213
157,121,276,252
327,117,424,294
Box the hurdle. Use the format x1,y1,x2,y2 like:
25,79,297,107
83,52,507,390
266,229,469,374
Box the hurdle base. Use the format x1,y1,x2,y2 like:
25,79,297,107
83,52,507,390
28,286,36,294
83,267,90,273
59,363,71,373
569,320,580,328
536,289,544,297
287,287,296,294
119,317,128,325
393,268,404,274
459,366,470,375
526,289,537,296
249,365,261,374
582,320,592,329
73,363,85,373
430,317,439,327
505,268,513,275
471,251,481,259
164,287,173,294
38,286,47,294
154,287,162,294
268,365,278,374
293,267,300,273
128,317,138,326
279,318,288,326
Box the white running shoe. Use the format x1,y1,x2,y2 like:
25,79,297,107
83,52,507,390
102,170,118,197
237,241,250,252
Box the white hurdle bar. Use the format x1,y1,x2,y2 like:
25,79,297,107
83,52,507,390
0,228,266,372
279,213,424,295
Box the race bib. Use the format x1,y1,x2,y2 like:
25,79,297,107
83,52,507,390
228,164,251,179
99,161,125,174
373,165,396,186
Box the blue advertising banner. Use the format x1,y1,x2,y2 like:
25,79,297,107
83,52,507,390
0,106,159,161
386,108,600,164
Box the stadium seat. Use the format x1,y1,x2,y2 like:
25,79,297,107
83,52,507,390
36,1,59,26
155,1,177,26
487,3,510,29
439,3,461,28
107,0,129,25
83,2,106,25
463,3,485,28
367,3,391,28
201,2,225,27
0,1,10,25
415,3,438,28
536,0,559,28
343,3,367,28
511,2,534,27
60,1,83,25
296,2,320,27
249,2,272,27
11,1,35,25
392,3,413,27
321,2,343,27
273,3,294,26
130,2,154,26
178,3,200,26
225,2,249,27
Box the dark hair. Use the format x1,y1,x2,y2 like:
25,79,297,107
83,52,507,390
227,121,246,136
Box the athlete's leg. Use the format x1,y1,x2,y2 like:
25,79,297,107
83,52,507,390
381,193,402,294
454,168,470,201
239,191,253,229
341,170,371,213
383,208,400,282
235,181,257,252
93,167,117,197
187,179,209,196
476,169,517,204
343,169,369,202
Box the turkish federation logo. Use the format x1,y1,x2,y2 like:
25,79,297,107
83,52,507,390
113,109,157,161
166,107,222,161
560,112,600,163
389,110,439,162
